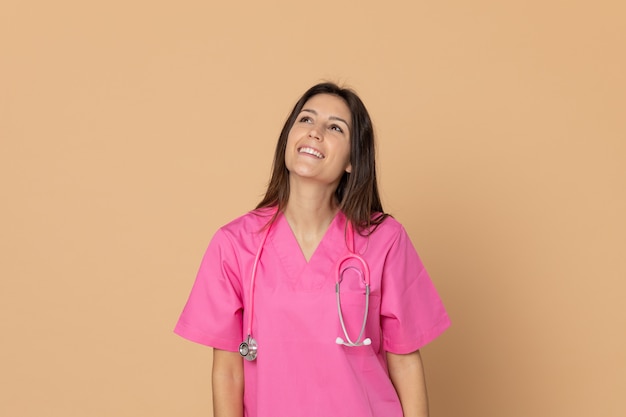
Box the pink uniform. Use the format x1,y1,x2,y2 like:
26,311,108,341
175,208,450,417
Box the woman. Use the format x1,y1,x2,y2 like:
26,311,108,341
175,82,450,417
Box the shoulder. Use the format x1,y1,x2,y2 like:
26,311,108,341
370,213,405,240
354,214,409,254
370,214,423,255
221,207,274,232
215,207,275,248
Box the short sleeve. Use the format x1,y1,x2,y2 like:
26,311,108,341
380,226,450,353
174,229,244,351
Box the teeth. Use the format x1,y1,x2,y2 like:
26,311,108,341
299,147,324,159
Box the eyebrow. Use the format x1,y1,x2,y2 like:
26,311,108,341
301,108,350,129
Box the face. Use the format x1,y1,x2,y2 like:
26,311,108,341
285,94,352,188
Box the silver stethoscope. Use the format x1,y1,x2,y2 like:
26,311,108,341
239,217,371,361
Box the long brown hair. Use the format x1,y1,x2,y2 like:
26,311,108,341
256,82,388,234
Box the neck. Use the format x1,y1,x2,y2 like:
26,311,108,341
284,201,337,233
284,178,339,236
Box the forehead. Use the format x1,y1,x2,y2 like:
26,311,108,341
301,94,352,126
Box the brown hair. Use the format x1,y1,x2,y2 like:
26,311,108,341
256,82,388,234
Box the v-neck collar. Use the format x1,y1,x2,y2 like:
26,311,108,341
269,211,347,287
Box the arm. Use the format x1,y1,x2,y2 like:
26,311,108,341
212,348,244,417
387,350,429,417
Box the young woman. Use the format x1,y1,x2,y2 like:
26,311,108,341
175,82,450,417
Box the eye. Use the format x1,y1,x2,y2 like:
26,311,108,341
299,116,313,123
329,124,344,133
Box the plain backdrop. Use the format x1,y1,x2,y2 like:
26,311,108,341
1,1,625,416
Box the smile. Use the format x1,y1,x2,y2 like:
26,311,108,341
298,147,325,159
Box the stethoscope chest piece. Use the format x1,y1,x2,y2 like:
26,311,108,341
239,335,258,361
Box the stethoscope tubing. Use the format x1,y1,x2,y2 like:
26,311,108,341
246,223,272,338
241,214,372,360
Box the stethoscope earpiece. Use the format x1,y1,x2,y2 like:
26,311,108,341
336,336,372,346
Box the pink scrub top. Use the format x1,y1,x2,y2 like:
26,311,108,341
175,208,450,417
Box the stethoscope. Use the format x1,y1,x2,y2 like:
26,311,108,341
239,216,371,361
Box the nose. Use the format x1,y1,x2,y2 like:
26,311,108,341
307,124,322,141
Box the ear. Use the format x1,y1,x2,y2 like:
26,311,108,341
345,163,352,174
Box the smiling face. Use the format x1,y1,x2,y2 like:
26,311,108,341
284,93,352,189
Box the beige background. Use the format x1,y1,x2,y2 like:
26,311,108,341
2,1,625,416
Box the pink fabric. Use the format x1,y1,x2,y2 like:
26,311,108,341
175,208,450,417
